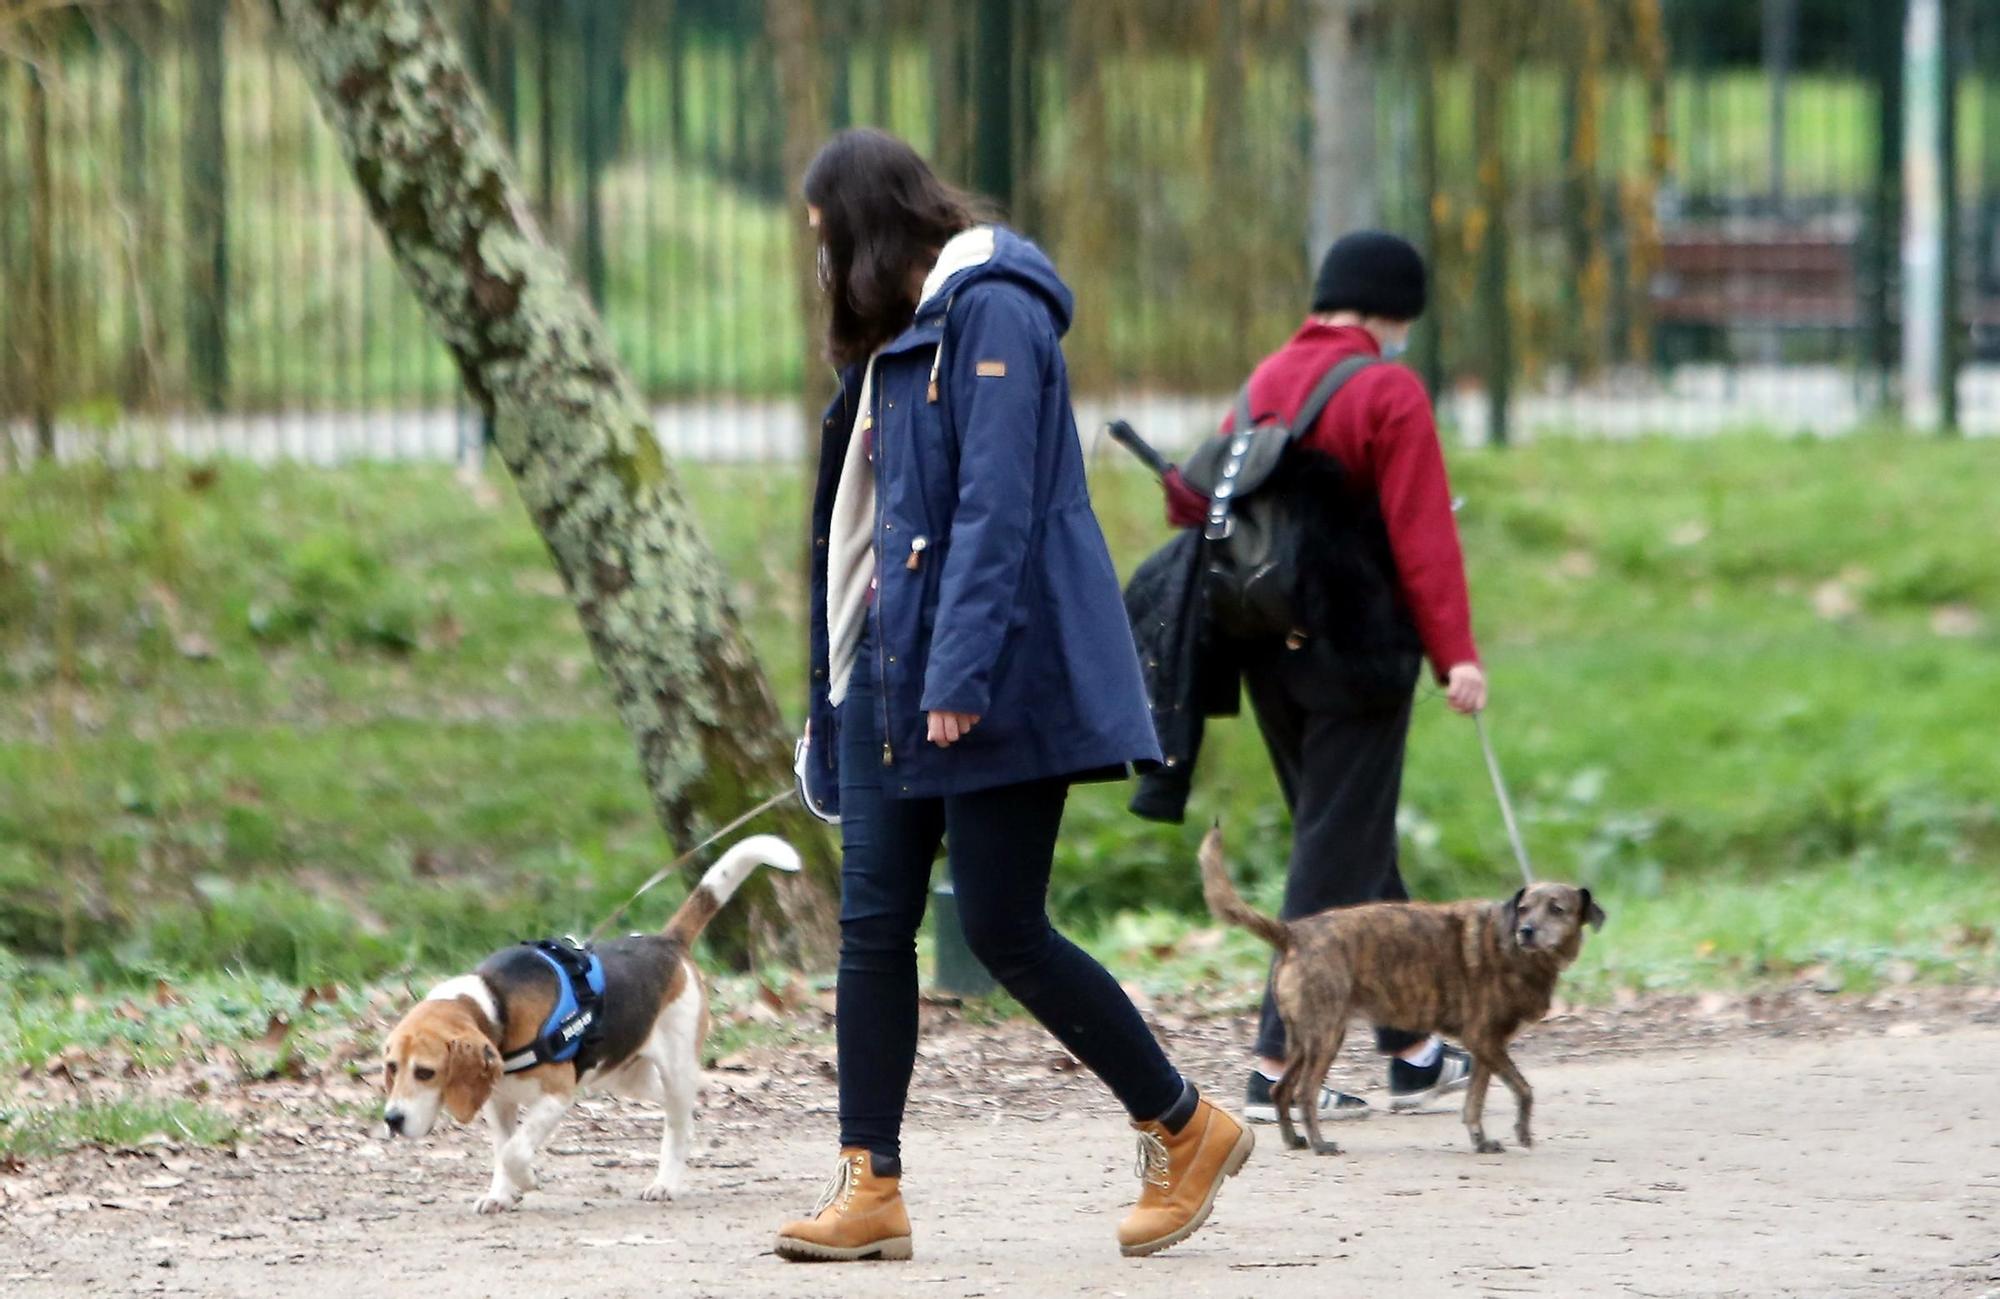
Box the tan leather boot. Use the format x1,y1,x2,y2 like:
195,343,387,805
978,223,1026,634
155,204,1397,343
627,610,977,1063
773,1148,913,1262
1117,1097,1254,1257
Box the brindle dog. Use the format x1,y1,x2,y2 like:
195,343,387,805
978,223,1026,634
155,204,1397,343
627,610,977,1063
1200,826,1604,1157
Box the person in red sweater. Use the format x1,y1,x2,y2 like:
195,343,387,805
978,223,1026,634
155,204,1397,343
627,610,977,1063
1165,231,1487,1124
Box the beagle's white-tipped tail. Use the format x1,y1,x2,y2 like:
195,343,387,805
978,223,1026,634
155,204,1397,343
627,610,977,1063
663,834,802,945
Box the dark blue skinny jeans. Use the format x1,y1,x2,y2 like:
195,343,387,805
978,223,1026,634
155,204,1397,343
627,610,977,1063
835,622,1185,1163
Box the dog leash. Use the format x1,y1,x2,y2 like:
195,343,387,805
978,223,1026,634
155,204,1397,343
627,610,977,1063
1473,711,1537,887
584,787,793,942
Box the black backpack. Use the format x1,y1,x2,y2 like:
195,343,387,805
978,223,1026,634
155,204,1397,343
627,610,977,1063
1179,355,1376,640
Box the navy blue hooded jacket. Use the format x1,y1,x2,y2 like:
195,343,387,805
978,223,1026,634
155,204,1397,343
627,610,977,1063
801,228,1162,810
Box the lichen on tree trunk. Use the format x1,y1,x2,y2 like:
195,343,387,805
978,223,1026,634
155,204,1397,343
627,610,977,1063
277,0,836,968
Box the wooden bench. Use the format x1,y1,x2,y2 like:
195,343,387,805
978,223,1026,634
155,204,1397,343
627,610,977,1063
1653,220,2000,362
1651,224,1861,362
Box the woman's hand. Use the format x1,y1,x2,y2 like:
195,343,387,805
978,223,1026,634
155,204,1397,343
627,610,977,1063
1444,663,1487,715
926,710,981,747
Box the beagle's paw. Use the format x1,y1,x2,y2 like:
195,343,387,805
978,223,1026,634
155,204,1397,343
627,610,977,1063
473,1189,521,1214
640,1172,683,1202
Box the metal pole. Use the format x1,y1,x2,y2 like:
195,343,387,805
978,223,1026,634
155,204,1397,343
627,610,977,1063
1763,0,1797,210
1903,0,1949,432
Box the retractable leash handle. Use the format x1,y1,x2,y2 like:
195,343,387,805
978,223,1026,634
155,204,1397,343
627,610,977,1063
1473,710,1538,888
1104,419,1173,480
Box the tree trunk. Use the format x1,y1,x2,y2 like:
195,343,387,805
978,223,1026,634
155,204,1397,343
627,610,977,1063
277,0,839,968
1307,0,1379,262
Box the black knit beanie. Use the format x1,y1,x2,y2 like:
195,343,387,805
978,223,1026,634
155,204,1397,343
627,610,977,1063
1311,231,1427,321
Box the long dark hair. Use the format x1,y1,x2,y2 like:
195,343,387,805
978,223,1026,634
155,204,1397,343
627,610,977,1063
803,129,988,366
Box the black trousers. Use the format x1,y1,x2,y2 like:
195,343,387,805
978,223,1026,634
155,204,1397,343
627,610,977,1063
1244,646,1425,1060
834,621,1186,1162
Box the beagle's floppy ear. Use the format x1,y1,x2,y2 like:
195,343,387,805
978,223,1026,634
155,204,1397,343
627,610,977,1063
1579,888,1606,932
1502,887,1526,936
442,1037,501,1124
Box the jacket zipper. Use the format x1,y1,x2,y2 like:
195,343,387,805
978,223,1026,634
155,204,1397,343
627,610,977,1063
870,302,952,772
872,379,894,769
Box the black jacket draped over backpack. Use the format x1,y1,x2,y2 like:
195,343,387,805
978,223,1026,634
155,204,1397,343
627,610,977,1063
1123,451,1423,823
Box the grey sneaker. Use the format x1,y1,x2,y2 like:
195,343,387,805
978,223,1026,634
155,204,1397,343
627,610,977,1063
1388,1044,1473,1111
1243,1070,1372,1124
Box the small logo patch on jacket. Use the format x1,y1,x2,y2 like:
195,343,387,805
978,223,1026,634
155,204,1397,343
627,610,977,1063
975,360,1008,378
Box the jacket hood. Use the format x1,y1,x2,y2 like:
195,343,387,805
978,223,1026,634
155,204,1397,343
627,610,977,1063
922,226,1075,338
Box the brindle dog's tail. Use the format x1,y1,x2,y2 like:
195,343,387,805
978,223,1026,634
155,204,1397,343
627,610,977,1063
664,835,802,946
1199,824,1290,951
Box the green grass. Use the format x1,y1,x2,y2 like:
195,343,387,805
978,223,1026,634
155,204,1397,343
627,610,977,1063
0,1099,238,1159
2,434,1998,1002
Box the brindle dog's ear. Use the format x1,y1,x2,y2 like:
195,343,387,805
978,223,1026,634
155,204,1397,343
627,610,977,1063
1503,887,1526,935
1580,888,1606,931
442,1038,501,1123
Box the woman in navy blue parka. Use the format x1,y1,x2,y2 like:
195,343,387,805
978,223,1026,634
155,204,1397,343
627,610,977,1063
775,130,1250,1263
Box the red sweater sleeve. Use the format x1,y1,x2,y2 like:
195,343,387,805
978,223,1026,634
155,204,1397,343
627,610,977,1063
1358,370,1479,678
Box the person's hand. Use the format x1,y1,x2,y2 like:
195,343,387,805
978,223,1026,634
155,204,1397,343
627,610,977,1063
927,710,981,747
1444,663,1487,715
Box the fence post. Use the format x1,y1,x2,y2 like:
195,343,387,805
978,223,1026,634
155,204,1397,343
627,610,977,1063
185,0,229,414
1470,10,1511,447
1011,0,1041,232
1762,0,1797,209
827,0,852,130
929,5,969,180
467,8,518,151
1307,0,1379,261
26,51,56,458
971,0,1015,213
119,23,156,409
1405,8,1444,401
1941,0,1967,434
578,0,608,308
1903,0,1950,432
0,60,13,455
535,0,556,224
1626,0,1669,369
1865,0,1904,407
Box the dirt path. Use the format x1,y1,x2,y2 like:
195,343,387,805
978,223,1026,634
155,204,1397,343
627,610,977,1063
5,1007,1999,1299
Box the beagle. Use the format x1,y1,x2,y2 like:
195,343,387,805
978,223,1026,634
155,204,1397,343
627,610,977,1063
379,834,801,1213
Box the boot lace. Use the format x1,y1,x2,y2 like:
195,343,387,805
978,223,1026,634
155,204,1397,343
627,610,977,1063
1133,1129,1171,1190
809,1151,865,1217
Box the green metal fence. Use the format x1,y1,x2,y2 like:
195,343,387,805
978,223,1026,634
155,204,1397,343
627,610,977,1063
3,0,1998,460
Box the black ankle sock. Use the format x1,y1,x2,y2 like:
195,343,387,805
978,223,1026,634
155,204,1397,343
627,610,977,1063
868,1150,902,1178
1157,1079,1200,1134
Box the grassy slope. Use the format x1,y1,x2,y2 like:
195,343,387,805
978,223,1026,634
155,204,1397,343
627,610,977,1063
2,436,1998,1004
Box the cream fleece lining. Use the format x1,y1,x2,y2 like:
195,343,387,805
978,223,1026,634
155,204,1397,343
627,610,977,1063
825,226,997,707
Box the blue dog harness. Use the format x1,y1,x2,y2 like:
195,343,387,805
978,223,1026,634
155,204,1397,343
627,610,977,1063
500,937,607,1075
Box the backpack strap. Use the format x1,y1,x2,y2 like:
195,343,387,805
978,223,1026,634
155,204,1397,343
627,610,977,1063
1201,354,1376,542
1291,354,1377,442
